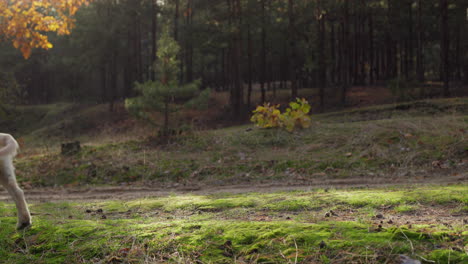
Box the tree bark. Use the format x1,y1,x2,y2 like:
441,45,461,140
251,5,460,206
440,0,450,96
408,0,414,78
288,0,298,99
341,0,350,105
260,0,267,103
416,0,424,82
247,23,253,109
369,12,374,84
317,2,326,111
151,0,158,81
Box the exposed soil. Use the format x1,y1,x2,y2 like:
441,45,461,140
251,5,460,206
1,169,466,202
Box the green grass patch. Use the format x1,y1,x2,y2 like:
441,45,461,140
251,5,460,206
1,185,466,263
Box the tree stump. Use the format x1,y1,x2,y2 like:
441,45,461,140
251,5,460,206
61,141,81,155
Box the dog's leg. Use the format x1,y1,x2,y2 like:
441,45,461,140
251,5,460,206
1,165,31,230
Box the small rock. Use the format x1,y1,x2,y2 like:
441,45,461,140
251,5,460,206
399,255,421,264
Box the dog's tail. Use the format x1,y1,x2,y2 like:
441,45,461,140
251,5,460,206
0,134,19,158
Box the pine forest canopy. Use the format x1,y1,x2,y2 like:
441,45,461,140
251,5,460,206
0,0,466,116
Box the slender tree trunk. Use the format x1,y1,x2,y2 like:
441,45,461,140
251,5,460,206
416,0,424,82
386,0,393,79
247,23,253,109
440,0,450,96
260,0,267,103
221,49,225,90
330,22,336,84
135,9,142,82
341,0,350,105
109,50,117,112
101,65,107,104
229,0,243,118
288,0,298,99
317,2,326,112
408,0,414,78
151,0,158,81
174,0,179,42
184,0,194,82
369,12,374,84
352,7,358,85
455,25,461,81
164,100,169,134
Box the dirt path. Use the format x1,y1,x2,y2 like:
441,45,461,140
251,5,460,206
1,171,466,202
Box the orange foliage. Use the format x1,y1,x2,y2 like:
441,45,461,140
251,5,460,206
0,0,90,59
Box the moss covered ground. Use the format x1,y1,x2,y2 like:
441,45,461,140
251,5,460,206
1,185,466,263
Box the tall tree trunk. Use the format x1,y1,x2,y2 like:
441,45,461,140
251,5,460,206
229,0,243,118
341,0,350,105
247,23,253,109
164,100,169,134
416,0,424,82
317,2,326,112
408,0,414,78
330,22,336,84
109,49,117,112
174,0,179,42
101,65,107,104
135,7,142,82
260,0,267,103
440,0,450,96
454,25,461,81
151,0,158,81
369,12,374,84
185,0,194,82
288,0,298,99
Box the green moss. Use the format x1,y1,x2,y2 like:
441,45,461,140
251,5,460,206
427,249,468,263
2,185,466,263
394,204,418,213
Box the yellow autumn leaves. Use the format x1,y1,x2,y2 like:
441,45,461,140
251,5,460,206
0,0,90,59
251,98,312,132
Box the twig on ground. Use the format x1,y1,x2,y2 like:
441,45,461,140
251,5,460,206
399,228,414,255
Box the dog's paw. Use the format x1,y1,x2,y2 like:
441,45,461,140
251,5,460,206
16,221,31,230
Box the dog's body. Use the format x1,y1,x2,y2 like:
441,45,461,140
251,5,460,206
0,133,31,229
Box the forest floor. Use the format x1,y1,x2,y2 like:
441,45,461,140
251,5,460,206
0,90,467,263
0,186,466,263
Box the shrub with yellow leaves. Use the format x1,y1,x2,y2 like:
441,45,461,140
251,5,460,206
251,98,312,132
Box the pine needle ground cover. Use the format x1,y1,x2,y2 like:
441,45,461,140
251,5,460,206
0,185,466,263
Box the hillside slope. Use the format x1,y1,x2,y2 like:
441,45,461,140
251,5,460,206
0,98,465,189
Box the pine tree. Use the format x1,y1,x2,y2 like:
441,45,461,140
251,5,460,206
125,32,209,136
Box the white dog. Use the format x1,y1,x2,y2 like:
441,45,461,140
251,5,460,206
0,133,31,229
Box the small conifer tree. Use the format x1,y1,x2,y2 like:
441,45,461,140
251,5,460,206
125,32,209,136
